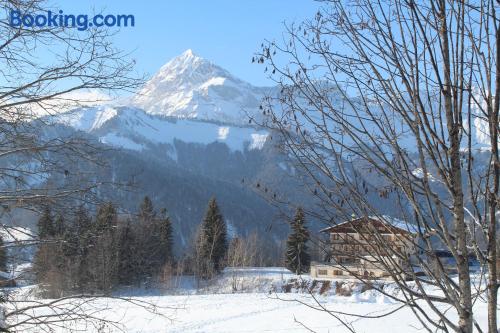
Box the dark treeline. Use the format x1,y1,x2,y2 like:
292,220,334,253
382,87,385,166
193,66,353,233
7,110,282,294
34,196,174,297
33,197,306,297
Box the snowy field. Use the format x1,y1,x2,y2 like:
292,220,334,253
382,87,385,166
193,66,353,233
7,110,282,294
13,291,490,333
8,268,493,333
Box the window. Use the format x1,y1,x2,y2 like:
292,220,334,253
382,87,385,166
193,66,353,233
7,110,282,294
333,270,343,275
318,269,328,276
383,234,393,241
332,234,340,240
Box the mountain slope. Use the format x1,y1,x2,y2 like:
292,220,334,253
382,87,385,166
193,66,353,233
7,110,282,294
55,106,270,156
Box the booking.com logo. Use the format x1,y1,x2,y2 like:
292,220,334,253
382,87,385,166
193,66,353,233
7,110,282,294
9,9,135,31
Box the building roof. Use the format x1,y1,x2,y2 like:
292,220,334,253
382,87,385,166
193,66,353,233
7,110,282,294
320,215,418,235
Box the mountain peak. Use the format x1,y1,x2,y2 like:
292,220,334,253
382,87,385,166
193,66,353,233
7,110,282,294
181,48,195,58
156,49,209,77
171,48,202,65
133,50,266,125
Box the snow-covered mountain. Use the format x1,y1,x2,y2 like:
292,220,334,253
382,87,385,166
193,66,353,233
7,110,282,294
48,50,275,156
132,49,269,125
53,49,492,154
55,106,269,156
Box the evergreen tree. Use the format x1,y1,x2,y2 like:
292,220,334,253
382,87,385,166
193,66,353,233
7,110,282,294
61,222,79,258
133,198,175,281
37,206,54,239
139,196,155,223
94,202,118,233
33,206,56,285
196,198,228,278
134,196,157,279
44,207,93,294
0,235,7,272
74,205,92,237
89,202,119,292
117,221,139,285
73,206,94,291
285,207,310,274
157,208,174,266
53,214,66,236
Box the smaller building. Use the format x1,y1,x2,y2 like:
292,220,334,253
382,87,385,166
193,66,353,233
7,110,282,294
429,250,479,275
310,216,417,280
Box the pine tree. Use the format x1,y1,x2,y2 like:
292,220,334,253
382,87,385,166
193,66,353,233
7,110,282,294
135,197,175,281
117,221,139,285
0,236,7,272
33,206,56,284
73,206,93,259
139,196,155,223
54,214,66,236
73,206,94,291
89,202,119,292
196,198,228,278
157,208,174,266
61,222,79,258
285,207,310,274
44,207,92,294
37,206,55,239
134,196,157,279
94,202,118,233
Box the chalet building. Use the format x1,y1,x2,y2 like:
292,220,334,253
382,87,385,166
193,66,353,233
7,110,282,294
310,216,417,280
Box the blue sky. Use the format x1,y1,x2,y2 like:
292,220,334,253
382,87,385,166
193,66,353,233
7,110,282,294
60,0,321,86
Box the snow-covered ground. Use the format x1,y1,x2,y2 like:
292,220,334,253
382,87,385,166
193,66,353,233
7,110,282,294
11,286,490,333
110,293,486,333
6,267,494,332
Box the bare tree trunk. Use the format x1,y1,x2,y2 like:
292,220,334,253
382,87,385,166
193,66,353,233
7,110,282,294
486,13,500,333
438,2,472,331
